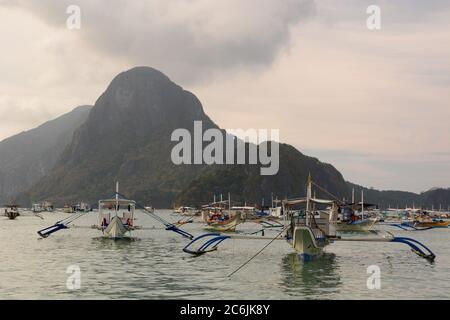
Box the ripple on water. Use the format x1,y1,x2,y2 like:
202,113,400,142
0,210,449,299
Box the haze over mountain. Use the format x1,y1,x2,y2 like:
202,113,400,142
0,106,91,204
8,67,450,209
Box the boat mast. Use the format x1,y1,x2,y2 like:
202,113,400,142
115,181,119,218
306,174,312,227
361,190,364,220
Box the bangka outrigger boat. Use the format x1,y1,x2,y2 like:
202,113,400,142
201,195,242,232
95,195,136,240
379,210,450,231
337,204,378,232
183,176,436,262
4,205,20,220
37,182,194,241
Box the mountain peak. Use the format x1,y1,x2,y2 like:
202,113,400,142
111,66,173,87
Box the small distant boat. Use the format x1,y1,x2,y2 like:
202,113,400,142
231,206,256,220
337,216,377,232
203,211,241,232
32,203,43,213
269,207,283,218
414,220,450,228
4,205,20,220
42,201,54,212
74,202,91,212
337,191,377,232
32,201,54,213
63,204,75,213
409,215,450,228
174,206,199,216
202,196,241,232
144,206,155,213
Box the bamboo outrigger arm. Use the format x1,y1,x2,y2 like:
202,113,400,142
334,235,436,261
37,211,91,238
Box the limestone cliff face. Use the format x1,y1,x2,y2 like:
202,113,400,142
15,67,352,207
0,105,91,204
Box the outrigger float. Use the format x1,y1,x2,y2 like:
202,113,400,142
183,176,436,262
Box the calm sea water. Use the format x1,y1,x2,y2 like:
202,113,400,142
1,209,449,299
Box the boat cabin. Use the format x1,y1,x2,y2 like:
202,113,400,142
283,197,338,240
98,198,136,229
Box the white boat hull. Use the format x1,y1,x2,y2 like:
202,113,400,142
337,217,377,232
103,216,128,239
291,226,326,260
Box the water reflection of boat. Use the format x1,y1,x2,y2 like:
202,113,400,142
281,253,341,296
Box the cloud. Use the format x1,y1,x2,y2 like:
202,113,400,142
3,0,315,84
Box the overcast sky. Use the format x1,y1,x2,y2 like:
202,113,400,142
0,0,449,193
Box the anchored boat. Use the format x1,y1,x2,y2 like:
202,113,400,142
32,203,43,213
183,176,436,263
32,201,54,213
95,184,137,240
202,196,241,232
202,208,241,232
283,177,339,260
337,189,378,232
407,214,450,228
74,202,91,212
37,182,194,241
174,206,200,216
337,205,377,232
63,204,75,213
4,205,20,220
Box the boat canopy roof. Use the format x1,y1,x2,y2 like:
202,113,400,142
283,197,335,206
232,206,255,210
99,199,136,205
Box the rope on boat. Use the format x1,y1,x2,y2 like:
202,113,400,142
228,224,290,277
311,181,344,204
116,192,193,240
